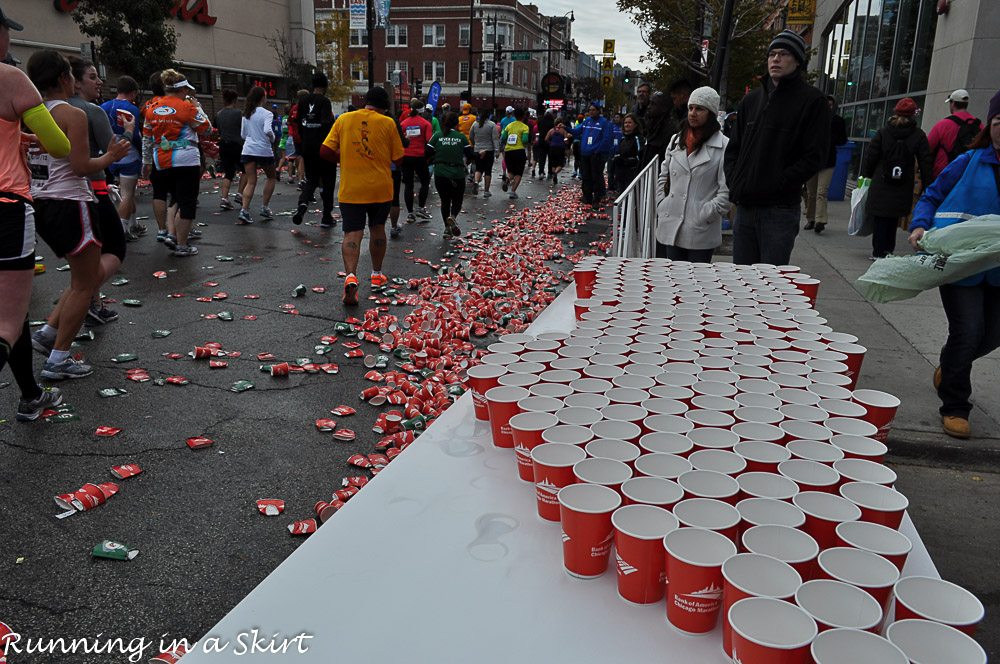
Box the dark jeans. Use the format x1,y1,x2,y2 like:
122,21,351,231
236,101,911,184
732,203,801,266
402,155,430,212
938,282,1000,418
298,152,335,220
434,175,465,221
655,242,714,263
871,215,899,258
580,152,606,203
534,143,548,174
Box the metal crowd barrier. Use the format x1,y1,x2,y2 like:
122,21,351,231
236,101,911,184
610,157,660,258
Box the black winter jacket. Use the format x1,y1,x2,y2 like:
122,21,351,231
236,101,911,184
861,121,933,218
723,70,831,206
610,131,646,190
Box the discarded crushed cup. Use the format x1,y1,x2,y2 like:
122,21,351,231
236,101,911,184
92,540,139,561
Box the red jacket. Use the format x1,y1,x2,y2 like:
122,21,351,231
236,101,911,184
926,110,982,180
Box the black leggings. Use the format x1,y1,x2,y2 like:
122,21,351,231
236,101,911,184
534,143,548,173
402,155,430,212
434,175,465,222
298,152,336,219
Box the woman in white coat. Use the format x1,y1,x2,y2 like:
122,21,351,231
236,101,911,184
655,86,731,262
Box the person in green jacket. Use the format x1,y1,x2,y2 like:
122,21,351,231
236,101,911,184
426,111,472,237
276,104,292,181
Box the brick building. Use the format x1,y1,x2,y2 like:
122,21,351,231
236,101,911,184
316,0,580,116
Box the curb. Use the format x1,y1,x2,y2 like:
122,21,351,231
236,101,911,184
885,428,1000,470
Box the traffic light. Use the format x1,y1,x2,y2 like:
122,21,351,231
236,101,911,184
414,78,422,96
478,61,485,75
623,69,630,83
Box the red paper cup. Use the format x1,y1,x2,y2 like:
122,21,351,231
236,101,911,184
817,398,868,420
467,364,507,420
573,457,632,494
731,421,786,444
484,386,529,448
742,524,819,580
778,459,841,493
829,434,887,463
787,439,844,466
852,389,900,443
612,505,679,604
663,527,737,634
573,266,597,297
823,417,879,440
643,413,695,436
792,491,861,551
541,424,594,447
834,520,912,571
781,419,834,444
677,469,740,504
634,453,692,480
729,597,817,664
585,439,641,466
893,576,985,636
590,419,642,444
734,441,791,473
737,471,799,502
538,369,581,385
531,443,587,522
640,396,688,416
558,483,622,578
794,579,882,632
563,392,611,409
638,432,694,457
811,627,908,664
689,449,746,476
887,620,987,664
620,476,684,509
673,498,741,543
838,481,908,530
516,395,563,414
828,343,867,390
816,546,898,610
510,412,560,482
737,498,807,537
498,373,541,389
722,554,803,657
528,382,574,399
687,427,740,451
833,458,896,487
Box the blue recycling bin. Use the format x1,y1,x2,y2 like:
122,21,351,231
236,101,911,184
827,141,856,202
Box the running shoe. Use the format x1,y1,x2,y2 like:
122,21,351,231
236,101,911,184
188,228,202,239
343,274,359,306
15,386,63,421
163,233,178,250
220,198,234,210
156,229,168,242
233,193,243,204
129,222,148,236
292,203,307,225
237,210,253,225
509,191,519,199
31,331,54,356
371,273,388,288
41,356,93,380
502,178,509,192
472,182,479,195
123,228,141,242
87,303,118,324
260,206,274,220
416,207,432,219
390,224,401,238
483,191,492,198
445,217,462,237
406,213,416,224
34,264,45,275
319,217,335,228
174,244,199,257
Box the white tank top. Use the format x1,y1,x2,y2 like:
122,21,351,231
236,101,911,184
29,100,95,202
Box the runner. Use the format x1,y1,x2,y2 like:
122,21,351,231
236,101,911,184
66,56,129,324
468,110,499,197
500,107,530,200
276,103,291,181
388,109,410,239
320,86,404,305
100,75,144,241
215,87,243,211
140,71,170,241
292,73,336,227
426,111,471,237
545,118,570,185
140,68,211,256
27,49,130,379
400,97,433,224
286,89,308,187
237,86,276,224
0,18,70,417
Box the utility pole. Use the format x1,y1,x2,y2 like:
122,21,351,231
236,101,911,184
366,0,375,90
467,0,475,102
711,0,737,94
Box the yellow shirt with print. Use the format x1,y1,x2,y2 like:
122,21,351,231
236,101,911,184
322,108,405,204
502,120,530,152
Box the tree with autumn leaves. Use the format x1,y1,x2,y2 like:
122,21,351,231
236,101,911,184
617,0,777,109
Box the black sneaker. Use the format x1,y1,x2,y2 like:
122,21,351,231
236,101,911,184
16,386,63,421
87,303,119,324
292,203,307,225
319,217,335,228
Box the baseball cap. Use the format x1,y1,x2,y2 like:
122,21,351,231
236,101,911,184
505,105,514,113
0,7,24,31
945,89,969,103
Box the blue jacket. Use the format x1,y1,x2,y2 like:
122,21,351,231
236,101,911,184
569,116,612,156
611,123,624,151
911,148,1000,286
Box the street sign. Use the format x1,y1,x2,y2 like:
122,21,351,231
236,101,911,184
601,74,613,88
602,57,614,71
511,52,531,61
603,39,615,55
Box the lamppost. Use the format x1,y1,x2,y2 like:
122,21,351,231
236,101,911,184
546,11,574,74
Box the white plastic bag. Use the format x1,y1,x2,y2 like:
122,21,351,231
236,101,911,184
855,216,1000,302
848,178,872,236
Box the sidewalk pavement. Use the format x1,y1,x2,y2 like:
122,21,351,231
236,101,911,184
782,199,1000,464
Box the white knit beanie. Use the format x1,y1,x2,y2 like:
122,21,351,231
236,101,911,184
687,86,720,116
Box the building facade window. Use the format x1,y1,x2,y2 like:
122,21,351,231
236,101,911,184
423,61,445,82
423,24,445,47
350,28,368,46
386,24,407,47
386,61,408,83
459,24,470,47
459,61,470,83
351,62,367,82
485,23,512,47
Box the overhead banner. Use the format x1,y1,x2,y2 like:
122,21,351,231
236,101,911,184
349,0,366,29
375,0,390,29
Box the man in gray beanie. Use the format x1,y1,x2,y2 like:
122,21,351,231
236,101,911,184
724,28,831,265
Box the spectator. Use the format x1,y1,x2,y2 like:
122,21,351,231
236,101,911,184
567,102,612,208
804,95,848,233
642,92,673,166
655,86,730,263
607,112,624,194
320,86,404,305
633,82,652,129
724,29,831,265
609,112,644,195
926,89,983,181
668,79,693,130
907,90,1000,439
861,97,933,260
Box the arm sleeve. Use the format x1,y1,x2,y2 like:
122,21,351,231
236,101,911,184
780,97,830,189
910,152,971,231
926,122,943,154
21,104,71,159
89,105,116,153
723,99,747,183
860,130,882,179
711,144,732,216
915,133,935,192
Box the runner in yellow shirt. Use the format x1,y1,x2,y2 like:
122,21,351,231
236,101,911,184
320,87,404,305
500,107,531,200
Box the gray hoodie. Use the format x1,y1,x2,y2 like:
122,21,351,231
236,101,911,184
469,119,500,153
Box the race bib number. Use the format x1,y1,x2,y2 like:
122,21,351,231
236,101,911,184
29,152,51,189
587,136,593,145
506,134,518,146
406,126,421,137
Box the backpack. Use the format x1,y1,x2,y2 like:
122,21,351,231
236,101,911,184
944,115,980,163
881,132,911,184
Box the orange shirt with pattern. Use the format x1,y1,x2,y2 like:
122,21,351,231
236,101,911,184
142,96,211,169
